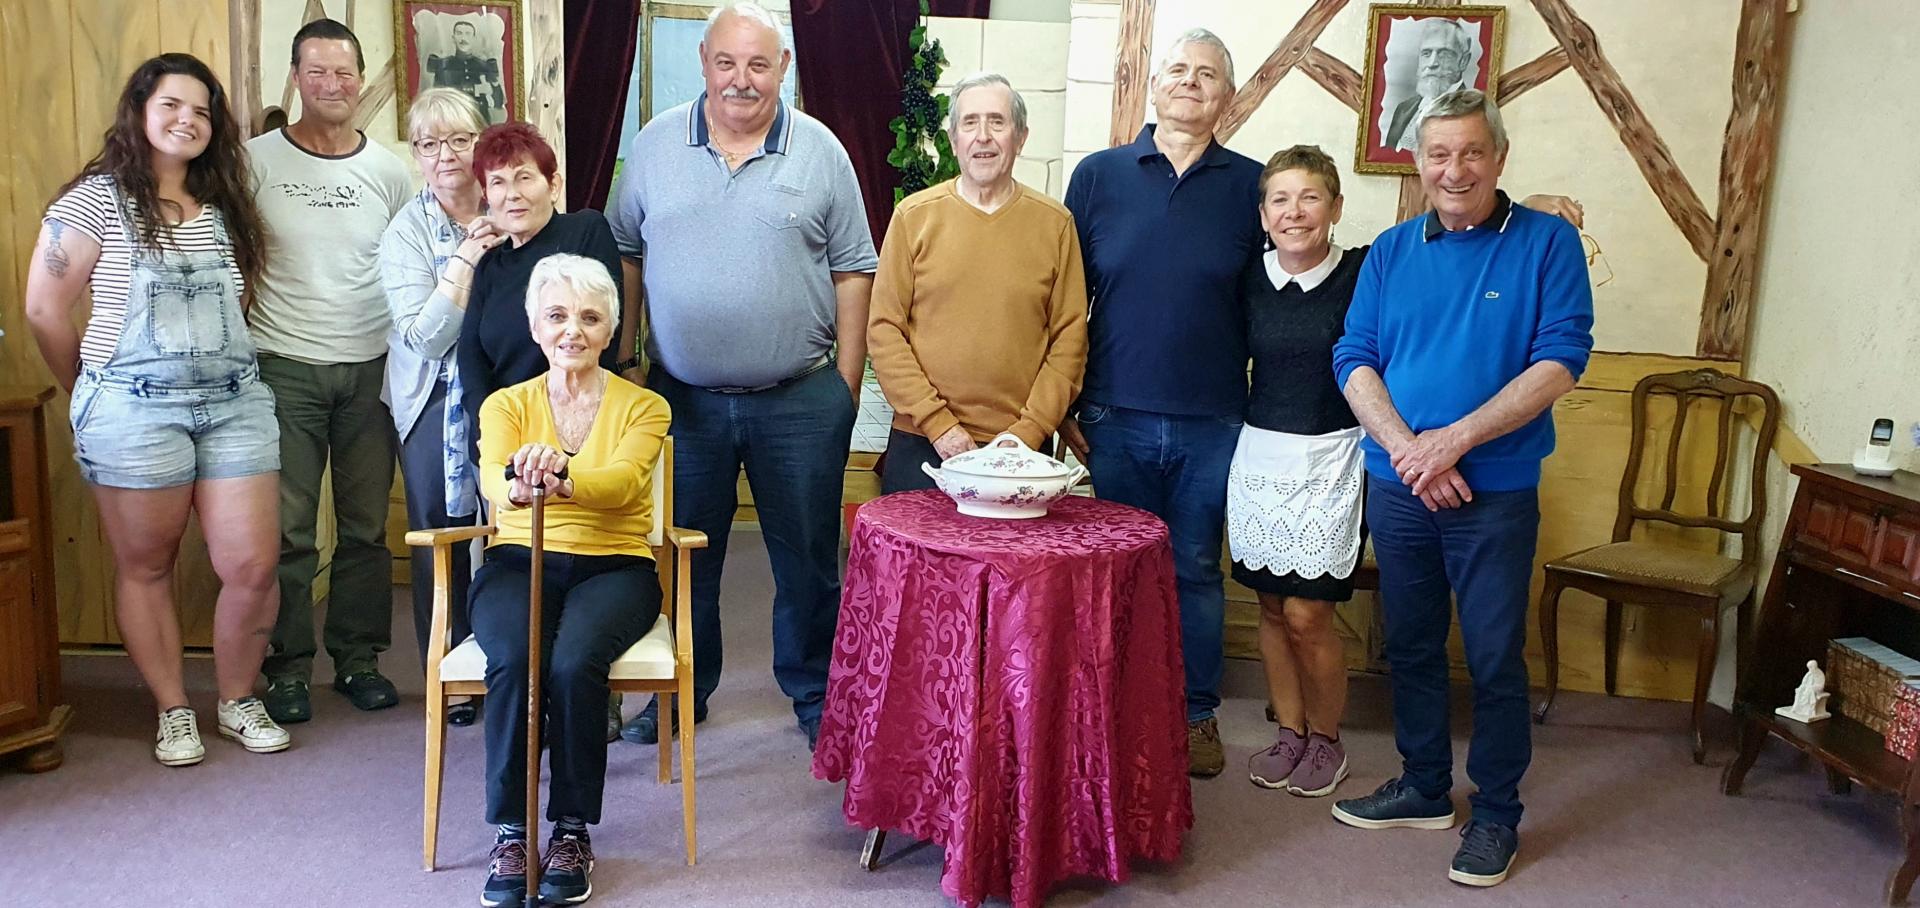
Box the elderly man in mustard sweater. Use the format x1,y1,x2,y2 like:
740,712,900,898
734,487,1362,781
868,71,1089,491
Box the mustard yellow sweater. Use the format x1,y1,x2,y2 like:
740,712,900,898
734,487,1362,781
478,373,671,556
868,180,1088,448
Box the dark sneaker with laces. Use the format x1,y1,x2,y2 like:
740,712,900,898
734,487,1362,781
539,831,595,904
1331,777,1456,830
334,669,399,711
1187,717,1225,777
1449,818,1519,886
619,698,707,745
263,677,311,724
801,716,821,752
480,839,527,908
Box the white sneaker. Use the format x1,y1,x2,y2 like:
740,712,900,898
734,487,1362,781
218,696,292,754
155,707,205,766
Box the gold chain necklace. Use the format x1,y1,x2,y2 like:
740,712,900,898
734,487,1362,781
707,116,762,165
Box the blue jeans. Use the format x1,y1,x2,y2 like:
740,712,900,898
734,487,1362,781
650,365,855,724
1366,473,1539,829
1078,402,1239,722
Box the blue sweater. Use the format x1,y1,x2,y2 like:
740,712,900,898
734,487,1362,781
1331,195,1594,491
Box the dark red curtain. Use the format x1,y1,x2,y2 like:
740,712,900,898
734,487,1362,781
792,0,991,247
564,0,641,213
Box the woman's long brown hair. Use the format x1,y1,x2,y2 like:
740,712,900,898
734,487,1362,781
53,53,267,293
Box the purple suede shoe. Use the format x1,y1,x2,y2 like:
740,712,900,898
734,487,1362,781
1248,726,1308,789
1287,732,1349,797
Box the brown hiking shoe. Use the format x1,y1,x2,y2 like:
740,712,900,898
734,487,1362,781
1188,716,1224,777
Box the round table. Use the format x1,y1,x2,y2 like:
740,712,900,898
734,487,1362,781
811,490,1192,908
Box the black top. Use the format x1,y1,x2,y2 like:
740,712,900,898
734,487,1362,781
457,209,624,446
1243,245,1368,435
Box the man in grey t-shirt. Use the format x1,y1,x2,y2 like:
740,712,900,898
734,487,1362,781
608,2,876,751
249,19,411,724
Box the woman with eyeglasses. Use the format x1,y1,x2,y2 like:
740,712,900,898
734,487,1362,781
379,88,504,725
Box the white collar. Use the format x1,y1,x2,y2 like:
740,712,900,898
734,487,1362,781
1264,244,1343,293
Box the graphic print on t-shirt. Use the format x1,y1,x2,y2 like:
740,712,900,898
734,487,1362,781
280,183,367,210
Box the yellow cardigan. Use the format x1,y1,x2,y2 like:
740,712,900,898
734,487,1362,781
478,372,672,557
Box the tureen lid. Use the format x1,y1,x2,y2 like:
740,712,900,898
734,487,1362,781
939,433,1072,479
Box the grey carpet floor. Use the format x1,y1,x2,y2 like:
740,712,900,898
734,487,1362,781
0,531,1902,907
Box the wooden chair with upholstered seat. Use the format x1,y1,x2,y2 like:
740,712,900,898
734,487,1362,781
1532,369,1779,764
412,438,707,869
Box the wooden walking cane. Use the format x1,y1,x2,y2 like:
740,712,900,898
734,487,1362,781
512,464,550,908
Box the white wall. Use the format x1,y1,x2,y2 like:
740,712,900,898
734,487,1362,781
1744,3,1920,590
928,15,1071,198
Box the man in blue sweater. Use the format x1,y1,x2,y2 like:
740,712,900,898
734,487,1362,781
1328,89,1594,887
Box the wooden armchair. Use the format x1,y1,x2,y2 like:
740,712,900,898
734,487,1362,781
1533,369,1779,763
411,437,708,869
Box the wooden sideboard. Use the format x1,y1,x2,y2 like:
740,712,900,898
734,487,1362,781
0,387,68,772
1722,463,1920,904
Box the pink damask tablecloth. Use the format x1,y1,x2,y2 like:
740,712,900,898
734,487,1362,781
811,490,1192,908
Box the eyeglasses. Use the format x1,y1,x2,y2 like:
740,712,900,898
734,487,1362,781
412,133,476,157
1582,233,1615,288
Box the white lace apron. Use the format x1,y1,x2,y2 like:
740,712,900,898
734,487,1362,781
1226,424,1365,579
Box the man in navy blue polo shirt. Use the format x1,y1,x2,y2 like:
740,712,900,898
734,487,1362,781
1062,28,1261,778
1329,89,1593,887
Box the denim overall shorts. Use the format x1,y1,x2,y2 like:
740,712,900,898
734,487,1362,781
68,188,280,489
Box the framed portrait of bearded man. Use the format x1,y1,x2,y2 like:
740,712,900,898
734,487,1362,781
1356,4,1505,175
396,0,525,132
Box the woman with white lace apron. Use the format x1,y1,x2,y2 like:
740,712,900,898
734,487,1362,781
23,54,288,766
1230,146,1367,799
1231,145,1585,799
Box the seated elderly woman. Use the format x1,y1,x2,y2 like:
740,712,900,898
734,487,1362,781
470,253,670,908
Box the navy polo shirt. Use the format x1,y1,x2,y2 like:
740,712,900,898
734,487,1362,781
1064,126,1263,418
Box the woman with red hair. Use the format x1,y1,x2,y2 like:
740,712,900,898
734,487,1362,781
456,122,625,440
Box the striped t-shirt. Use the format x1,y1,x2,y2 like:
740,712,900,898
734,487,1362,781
44,175,246,368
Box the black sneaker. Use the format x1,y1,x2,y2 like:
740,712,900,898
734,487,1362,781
262,677,311,725
333,669,399,711
480,839,528,907
1330,777,1457,830
539,831,595,904
1450,818,1518,886
801,716,821,753
619,698,707,745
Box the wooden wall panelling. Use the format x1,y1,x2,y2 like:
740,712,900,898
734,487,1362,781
1697,0,1792,360
1107,0,1153,147
161,0,232,75
1214,0,1348,143
230,0,263,133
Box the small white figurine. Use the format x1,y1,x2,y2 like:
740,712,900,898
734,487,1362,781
1775,659,1831,723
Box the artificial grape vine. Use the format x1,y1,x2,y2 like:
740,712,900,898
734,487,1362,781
888,0,960,204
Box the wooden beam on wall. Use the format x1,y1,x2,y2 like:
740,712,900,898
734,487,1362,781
1697,0,1793,360
1495,45,1568,105
526,0,566,180
1394,0,1459,223
1299,47,1362,113
227,0,263,134
1108,0,1154,147
1215,0,1349,142
1532,0,1717,263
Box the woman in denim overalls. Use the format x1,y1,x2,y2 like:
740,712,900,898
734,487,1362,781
23,54,288,766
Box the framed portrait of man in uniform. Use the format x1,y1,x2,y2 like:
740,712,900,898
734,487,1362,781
1355,4,1505,175
396,0,524,133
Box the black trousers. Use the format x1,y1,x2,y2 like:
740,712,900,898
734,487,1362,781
470,545,661,825
400,379,475,671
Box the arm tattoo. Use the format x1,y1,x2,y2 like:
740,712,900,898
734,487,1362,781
44,221,71,278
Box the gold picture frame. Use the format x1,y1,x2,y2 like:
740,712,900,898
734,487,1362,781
1355,3,1506,175
394,0,526,136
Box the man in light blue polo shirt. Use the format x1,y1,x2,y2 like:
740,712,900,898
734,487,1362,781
608,1,877,752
